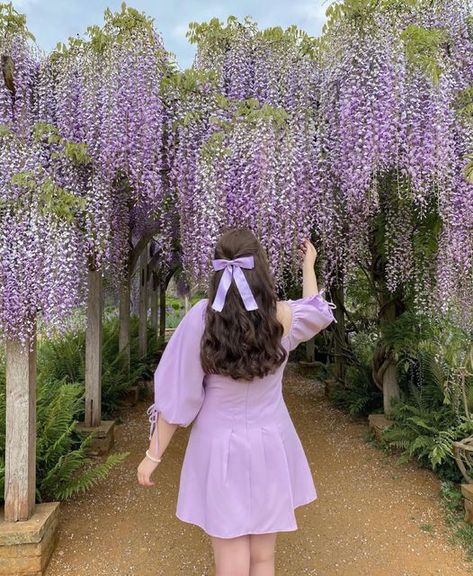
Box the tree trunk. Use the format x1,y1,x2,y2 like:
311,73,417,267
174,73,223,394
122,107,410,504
159,280,166,344
138,245,149,358
380,296,399,416
4,321,37,521
119,270,131,374
85,267,103,427
370,173,404,414
305,338,315,362
151,271,159,333
332,279,347,383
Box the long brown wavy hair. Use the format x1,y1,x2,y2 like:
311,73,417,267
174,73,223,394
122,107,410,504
200,227,288,380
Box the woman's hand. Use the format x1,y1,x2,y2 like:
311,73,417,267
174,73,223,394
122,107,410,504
137,455,160,487
298,238,317,269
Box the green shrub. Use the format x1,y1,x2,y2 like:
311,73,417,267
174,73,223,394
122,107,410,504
329,330,383,416
38,311,152,418
380,343,473,482
330,363,383,416
0,368,128,503
381,396,467,482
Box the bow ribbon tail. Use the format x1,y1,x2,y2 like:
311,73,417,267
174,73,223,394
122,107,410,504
211,266,233,311
233,267,259,311
146,404,160,457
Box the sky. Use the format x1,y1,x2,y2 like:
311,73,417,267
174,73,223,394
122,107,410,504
11,0,332,69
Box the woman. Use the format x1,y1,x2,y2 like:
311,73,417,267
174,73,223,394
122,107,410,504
137,227,337,576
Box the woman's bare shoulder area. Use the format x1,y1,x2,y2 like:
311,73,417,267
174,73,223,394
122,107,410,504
276,300,292,337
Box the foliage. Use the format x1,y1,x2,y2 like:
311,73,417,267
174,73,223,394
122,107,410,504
381,395,472,481
175,16,325,288
329,330,383,415
330,363,383,416
440,480,473,561
377,313,473,481
37,311,154,418
316,0,473,328
2,0,473,348
0,2,34,39
0,1,182,348
0,366,128,503
400,24,448,85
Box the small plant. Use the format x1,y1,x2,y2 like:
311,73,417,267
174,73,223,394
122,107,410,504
440,480,473,561
328,329,383,416
0,370,128,503
371,312,473,482
330,364,383,416
38,313,147,418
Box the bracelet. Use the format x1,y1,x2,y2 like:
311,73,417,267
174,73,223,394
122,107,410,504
145,449,162,464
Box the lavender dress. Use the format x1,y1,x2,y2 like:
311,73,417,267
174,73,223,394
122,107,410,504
146,292,337,538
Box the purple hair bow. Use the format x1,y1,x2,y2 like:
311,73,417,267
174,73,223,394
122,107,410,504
211,255,259,312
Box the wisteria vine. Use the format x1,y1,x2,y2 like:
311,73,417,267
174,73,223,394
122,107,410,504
1,0,473,347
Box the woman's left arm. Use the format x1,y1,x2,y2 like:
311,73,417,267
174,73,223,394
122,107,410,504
137,298,207,487
149,416,178,459
137,417,178,487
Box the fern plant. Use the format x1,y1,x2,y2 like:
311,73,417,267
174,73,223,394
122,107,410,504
369,305,473,481
37,314,148,418
0,307,163,504
330,363,383,416
382,398,456,465
0,370,129,503
328,327,383,416
380,346,473,482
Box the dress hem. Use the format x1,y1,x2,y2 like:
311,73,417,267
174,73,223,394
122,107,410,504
176,494,318,539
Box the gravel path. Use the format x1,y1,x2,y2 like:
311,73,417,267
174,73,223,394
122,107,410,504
45,363,473,576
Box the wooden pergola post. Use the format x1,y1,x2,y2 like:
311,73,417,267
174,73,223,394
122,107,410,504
119,269,131,373
2,317,60,573
4,319,37,521
151,270,159,333
138,243,149,358
85,267,103,427
77,265,116,455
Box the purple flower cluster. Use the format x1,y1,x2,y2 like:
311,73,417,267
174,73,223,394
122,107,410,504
0,6,174,346
2,2,473,345
316,1,473,324
177,22,322,291
180,6,472,325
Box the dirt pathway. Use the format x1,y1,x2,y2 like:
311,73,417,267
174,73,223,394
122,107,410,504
45,363,473,576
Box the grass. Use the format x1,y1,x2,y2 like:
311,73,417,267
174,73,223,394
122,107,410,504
440,480,473,562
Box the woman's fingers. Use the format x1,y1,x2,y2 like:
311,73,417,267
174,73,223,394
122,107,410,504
298,238,317,265
139,475,154,487
137,469,155,487
296,238,318,268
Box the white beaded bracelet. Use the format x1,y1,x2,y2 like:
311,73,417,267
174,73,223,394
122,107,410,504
145,449,162,464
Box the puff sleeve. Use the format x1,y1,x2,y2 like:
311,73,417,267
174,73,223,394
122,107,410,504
286,289,337,351
146,299,207,455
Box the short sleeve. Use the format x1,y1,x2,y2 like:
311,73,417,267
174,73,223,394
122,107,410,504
146,299,207,455
286,289,337,351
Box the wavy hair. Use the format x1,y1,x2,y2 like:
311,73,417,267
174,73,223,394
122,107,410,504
200,227,288,380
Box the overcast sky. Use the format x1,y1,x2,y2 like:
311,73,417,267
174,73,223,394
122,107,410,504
12,0,331,69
